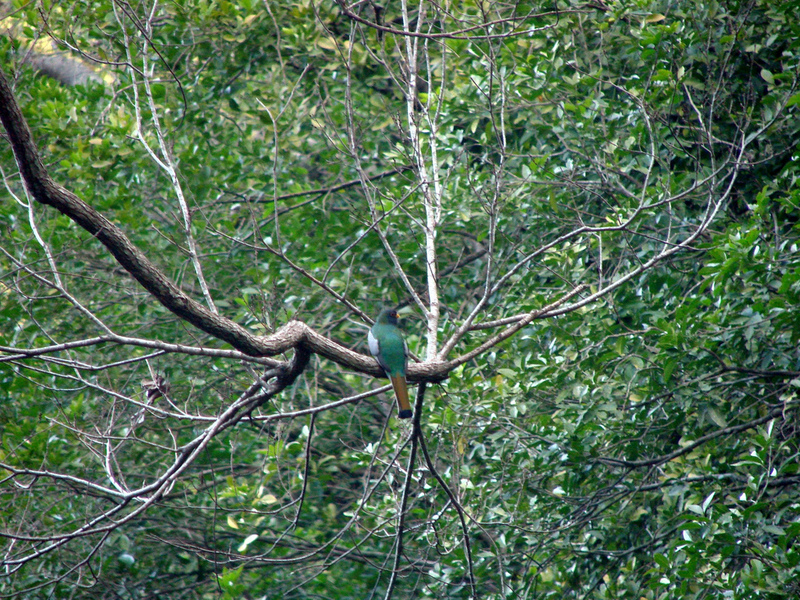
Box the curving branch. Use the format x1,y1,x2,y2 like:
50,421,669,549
0,65,447,382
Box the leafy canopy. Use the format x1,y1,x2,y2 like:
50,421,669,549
1,0,799,598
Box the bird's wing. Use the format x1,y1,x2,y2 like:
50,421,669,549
368,329,389,372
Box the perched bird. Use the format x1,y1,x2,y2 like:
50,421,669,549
368,308,412,419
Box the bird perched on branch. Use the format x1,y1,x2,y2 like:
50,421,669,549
368,308,412,419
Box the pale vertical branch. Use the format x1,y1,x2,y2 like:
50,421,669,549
3,166,63,289
341,20,426,314
420,32,444,362
116,0,217,313
400,0,441,358
2,167,119,336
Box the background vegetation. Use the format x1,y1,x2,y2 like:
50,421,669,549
1,0,800,598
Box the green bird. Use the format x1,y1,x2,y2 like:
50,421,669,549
368,308,412,419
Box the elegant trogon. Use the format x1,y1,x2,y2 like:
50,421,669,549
368,308,412,419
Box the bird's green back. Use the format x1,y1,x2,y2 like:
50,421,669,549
370,309,406,376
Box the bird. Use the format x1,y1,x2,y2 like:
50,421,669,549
368,308,412,419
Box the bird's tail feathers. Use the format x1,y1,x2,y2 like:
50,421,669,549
389,374,413,419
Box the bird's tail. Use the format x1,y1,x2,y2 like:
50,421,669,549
389,374,413,419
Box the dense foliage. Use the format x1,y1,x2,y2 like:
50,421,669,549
1,0,799,598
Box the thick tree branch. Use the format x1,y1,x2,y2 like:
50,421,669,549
0,66,448,382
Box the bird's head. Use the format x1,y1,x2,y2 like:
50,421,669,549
375,307,400,326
